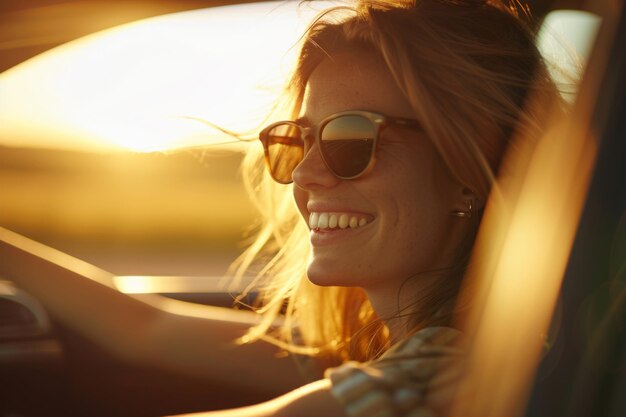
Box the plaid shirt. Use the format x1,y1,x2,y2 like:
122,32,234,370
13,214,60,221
325,327,465,417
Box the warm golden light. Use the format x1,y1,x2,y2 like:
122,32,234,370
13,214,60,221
0,1,335,153
450,7,617,417
113,275,254,294
537,10,602,102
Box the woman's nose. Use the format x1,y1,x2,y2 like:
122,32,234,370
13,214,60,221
292,140,340,190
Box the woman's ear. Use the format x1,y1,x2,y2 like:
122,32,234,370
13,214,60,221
450,187,483,218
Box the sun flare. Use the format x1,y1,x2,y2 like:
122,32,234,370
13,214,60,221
0,1,334,153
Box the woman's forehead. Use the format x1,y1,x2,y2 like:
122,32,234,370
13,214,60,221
301,50,415,122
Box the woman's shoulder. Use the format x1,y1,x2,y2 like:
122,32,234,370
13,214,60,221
381,326,464,359
324,327,465,417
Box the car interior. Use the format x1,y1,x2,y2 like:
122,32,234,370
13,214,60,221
0,1,624,416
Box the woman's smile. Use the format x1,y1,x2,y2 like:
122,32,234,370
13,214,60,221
305,200,376,246
306,200,376,242
308,212,371,231
308,212,374,247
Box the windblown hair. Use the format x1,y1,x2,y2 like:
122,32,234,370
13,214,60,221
229,0,561,364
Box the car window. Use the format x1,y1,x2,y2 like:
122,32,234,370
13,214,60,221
447,2,625,417
0,1,326,287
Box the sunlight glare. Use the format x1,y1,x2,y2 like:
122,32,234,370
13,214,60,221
537,10,602,102
0,1,336,152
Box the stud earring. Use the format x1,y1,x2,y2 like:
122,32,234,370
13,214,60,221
450,200,473,218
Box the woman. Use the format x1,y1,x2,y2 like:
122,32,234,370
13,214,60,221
0,1,561,416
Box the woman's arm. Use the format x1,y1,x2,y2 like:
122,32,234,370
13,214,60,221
0,226,305,396
171,379,347,417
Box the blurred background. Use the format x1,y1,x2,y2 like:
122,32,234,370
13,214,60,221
0,0,319,278
0,146,250,276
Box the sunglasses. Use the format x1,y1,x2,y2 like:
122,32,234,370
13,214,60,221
259,110,422,184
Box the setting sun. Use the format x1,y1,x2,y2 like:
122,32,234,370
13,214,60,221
0,1,333,153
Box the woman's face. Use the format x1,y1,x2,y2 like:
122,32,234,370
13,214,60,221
292,50,466,308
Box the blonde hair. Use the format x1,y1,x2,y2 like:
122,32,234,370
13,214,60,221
229,0,561,364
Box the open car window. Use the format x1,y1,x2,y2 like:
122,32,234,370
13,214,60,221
0,1,329,294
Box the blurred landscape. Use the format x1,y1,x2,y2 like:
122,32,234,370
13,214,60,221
0,145,255,277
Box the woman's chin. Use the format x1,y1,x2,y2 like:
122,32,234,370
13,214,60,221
306,260,361,287
306,262,348,287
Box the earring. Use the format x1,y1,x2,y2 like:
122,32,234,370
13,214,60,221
450,200,473,218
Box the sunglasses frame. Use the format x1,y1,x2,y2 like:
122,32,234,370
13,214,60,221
259,110,422,184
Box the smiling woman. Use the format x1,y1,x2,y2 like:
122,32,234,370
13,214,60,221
0,1,614,417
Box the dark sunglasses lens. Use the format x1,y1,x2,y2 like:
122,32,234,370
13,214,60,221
320,115,376,178
265,124,303,183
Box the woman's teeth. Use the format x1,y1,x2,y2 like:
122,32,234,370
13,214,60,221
309,212,369,230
